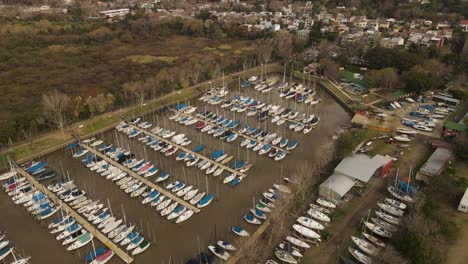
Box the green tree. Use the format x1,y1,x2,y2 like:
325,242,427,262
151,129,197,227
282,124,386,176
405,67,434,93
393,232,432,264
195,10,211,21
0,120,16,146
308,22,322,45
68,2,84,22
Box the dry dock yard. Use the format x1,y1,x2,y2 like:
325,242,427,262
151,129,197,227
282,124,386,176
0,75,351,264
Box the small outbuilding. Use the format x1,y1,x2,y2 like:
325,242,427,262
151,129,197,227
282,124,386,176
416,147,453,182
458,188,468,213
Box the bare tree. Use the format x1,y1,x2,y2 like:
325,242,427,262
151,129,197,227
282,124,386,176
321,59,340,80
274,31,293,60
374,245,409,264
254,38,274,64
381,68,399,90
42,90,70,134
123,81,147,109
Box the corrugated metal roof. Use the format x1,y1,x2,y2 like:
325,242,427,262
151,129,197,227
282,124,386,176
334,154,393,182
460,188,468,206
319,173,356,197
445,121,467,132
420,148,453,176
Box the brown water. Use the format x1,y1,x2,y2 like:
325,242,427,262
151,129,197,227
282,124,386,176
1,77,350,264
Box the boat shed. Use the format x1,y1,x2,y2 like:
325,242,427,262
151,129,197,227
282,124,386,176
416,147,453,182
319,154,393,202
432,93,460,107
459,188,468,213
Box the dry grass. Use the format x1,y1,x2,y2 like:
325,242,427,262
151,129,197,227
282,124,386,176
217,44,232,51
123,55,178,64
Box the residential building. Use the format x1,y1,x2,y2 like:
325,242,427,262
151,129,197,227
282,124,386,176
380,37,405,48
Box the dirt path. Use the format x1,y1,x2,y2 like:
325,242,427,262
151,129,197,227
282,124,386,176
446,161,468,264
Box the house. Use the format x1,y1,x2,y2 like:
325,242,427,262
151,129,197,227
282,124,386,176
354,18,368,28
436,21,450,29
99,9,130,18
416,147,453,182
297,29,311,39
380,37,404,48
367,19,379,31
459,20,468,32
378,20,390,29
319,154,393,202
458,188,468,213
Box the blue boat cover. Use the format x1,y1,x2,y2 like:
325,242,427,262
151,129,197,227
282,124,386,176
66,143,78,150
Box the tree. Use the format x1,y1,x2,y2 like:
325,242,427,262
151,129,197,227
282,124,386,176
367,68,399,89
308,22,323,45
123,81,147,108
317,40,338,59
254,38,274,64
293,37,306,53
195,10,211,21
88,26,112,42
0,120,16,146
374,245,408,264
320,59,340,80
422,59,451,87
273,31,293,60
42,90,70,134
381,67,399,89
405,66,434,93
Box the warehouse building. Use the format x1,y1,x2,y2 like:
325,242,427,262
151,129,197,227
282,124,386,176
319,154,393,202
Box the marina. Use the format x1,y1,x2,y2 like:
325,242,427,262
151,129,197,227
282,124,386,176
78,142,201,214
169,108,291,154
0,74,351,263
14,166,134,264
124,121,247,178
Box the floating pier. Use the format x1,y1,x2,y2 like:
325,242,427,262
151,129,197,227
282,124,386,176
15,167,134,264
126,123,248,178
169,109,290,154
79,143,201,213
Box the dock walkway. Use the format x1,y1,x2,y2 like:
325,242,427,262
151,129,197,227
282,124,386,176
127,123,247,178
170,109,290,154
79,143,201,213
16,167,134,264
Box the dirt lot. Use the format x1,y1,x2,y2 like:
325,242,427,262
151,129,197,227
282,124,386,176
302,136,433,264
446,161,468,264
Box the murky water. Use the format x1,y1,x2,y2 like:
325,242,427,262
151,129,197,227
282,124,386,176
1,76,350,264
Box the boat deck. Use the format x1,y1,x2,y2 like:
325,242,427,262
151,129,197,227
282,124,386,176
79,143,201,213
15,167,134,264
169,109,290,154
126,123,248,178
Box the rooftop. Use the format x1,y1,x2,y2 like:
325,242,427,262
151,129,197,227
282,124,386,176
460,187,468,206
419,148,453,176
320,173,355,197
334,154,393,182
445,121,467,132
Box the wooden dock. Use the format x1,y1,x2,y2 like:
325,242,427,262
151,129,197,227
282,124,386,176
126,123,247,178
79,143,201,213
169,109,290,154
15,167,134,264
